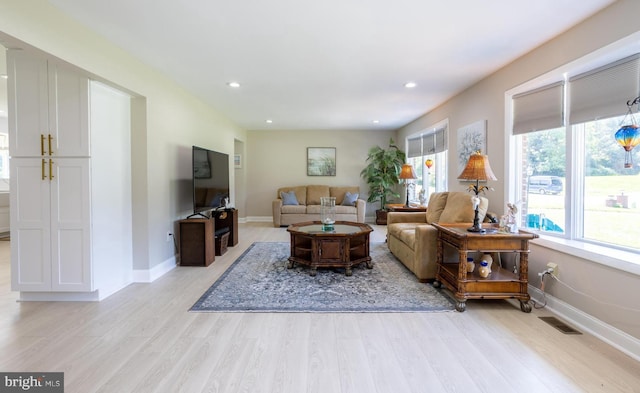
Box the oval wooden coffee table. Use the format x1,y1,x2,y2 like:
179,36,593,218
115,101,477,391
286,221,373,276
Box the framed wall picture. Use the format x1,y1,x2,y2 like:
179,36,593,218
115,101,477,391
307,147,336,176
457,120,487,176
234,154,242,169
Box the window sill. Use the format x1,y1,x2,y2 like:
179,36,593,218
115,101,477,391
532,235,640,277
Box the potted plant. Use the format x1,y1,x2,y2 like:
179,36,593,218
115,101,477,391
360,138,407,224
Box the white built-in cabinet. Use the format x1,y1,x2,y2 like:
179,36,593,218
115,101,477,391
8,49,132,300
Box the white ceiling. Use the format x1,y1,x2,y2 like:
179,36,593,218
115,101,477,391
5,1,617,131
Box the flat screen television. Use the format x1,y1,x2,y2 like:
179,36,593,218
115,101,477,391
192,145,229,215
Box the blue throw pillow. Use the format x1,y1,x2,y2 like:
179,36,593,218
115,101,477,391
280,190,299,205
341,192,359,206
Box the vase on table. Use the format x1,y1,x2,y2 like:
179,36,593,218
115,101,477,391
320,197,336,231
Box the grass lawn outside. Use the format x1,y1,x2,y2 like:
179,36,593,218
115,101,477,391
526,175,639,250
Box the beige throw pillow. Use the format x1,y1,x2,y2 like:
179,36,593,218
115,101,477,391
425,192,449,224
438,191,488,223
306,185,330,205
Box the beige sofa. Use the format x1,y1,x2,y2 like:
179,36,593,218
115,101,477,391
272,185,366,227
386,191,491,282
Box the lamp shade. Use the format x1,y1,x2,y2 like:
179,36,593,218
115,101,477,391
458,152,497,181
399,163,417,180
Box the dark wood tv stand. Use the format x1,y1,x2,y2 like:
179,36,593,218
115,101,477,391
178,209,238,266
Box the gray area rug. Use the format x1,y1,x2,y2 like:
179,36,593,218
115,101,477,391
190,242,454,313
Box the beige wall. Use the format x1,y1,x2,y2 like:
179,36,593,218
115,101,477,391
0,0,247,270
245,129,395,220
397,0,640,341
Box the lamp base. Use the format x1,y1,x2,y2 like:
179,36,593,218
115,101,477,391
467,225,498,234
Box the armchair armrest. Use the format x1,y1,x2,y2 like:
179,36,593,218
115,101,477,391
356,199,366,223
272,199,283,227
387,211,427,225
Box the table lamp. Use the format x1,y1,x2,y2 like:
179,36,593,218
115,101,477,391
457,152,497,232
399,163,417,207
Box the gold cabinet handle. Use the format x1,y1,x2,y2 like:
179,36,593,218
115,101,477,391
49,159,54,181
42,159,46,180
48,134,53,155
41,135,45,156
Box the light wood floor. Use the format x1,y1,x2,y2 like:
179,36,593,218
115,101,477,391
1,223,639,393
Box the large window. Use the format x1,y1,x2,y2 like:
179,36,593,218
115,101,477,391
406,121,448,204
510,54,640,253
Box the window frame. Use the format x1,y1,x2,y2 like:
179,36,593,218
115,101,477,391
505,32,640,275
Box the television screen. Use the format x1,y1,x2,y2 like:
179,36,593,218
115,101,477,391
193,146,229,214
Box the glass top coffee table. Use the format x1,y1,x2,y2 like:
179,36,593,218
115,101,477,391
286,221,373,276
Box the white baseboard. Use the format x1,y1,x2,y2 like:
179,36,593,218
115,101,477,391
529,285,640,362
133,255,177,283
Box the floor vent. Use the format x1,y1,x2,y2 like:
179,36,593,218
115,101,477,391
539,316,582,335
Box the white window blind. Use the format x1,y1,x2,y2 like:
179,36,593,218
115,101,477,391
407,127,447,158
569,54,640,124
512,82,564,135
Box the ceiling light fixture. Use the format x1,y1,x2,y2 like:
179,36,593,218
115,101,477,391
372,120,380,124
404,81,417,88
0,74,7,79
227,81,240,88
266,119,273,124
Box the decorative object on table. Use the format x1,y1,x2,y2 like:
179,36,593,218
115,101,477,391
478,261,490,278
360,138,406,224
500,202,519,233
399,163,417,207
418,188,427,206
307,147,336,176
189,242,455,313
457,120,487,176
320,196,336,231
457,151,497,233
614,96,640,168
480,253,493,272
466,257,475,273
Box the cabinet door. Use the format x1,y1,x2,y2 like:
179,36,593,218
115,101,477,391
7,51,90,158
50,158,92,291
10,158,52,291
48,61,90,157
7,50,49,157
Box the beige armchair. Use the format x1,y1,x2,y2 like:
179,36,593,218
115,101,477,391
386,191,490,281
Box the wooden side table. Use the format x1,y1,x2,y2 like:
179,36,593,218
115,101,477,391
432,223,538,312
385,203,427,212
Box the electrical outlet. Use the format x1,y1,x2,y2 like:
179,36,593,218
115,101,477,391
166,232,172,242
546,262,558,277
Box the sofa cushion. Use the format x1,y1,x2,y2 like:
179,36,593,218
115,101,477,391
387,222,421,238
277,186,307,205
439,192,488,223
425,192,449,224
307,185,330,205
330,186,360,205
281,205,307,214
280,190,299,205
341,191,359,206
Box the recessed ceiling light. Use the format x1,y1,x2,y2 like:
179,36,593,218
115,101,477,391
372,120,380,124
404,81,417,88
266,119,273,124
227,81,241,88
0,74,7,79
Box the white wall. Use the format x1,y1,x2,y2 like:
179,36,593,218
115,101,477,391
0,1,247,272
397,0,640,345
